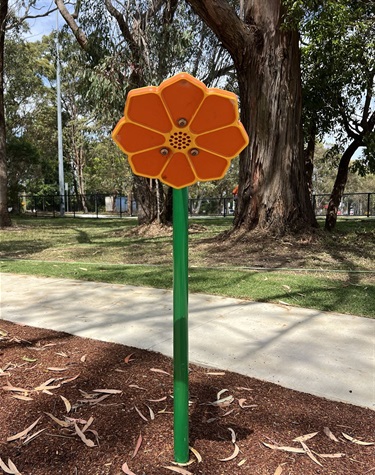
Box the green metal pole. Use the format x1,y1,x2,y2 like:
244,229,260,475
173,187,189,463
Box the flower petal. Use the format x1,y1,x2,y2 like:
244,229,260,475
112,120,165,154
190,93,238,134
189,151,231,181
195,125,248,158
129,148,171,178
126,90,172,133
160,152,196,188
161,76,205,127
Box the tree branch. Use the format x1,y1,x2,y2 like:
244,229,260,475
361,70,374,129
54,0,88,50
337,96,362,141
184,0,250,63
104,0,142,61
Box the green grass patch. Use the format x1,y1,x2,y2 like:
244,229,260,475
1,216,374,318
1,259,374,318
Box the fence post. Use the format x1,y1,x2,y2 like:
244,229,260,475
367,193,370,218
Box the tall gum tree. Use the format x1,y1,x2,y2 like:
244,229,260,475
185,0,317,234
299,1,375,231
0,0,11,227
54,0,234,225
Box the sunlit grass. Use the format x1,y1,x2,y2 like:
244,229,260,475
1,216,374,317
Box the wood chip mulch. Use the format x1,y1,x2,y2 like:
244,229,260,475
0,319,374,475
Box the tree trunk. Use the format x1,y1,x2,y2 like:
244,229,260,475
186,0,317,234
325,140,360,231
304,127,316,197
0,0,11,227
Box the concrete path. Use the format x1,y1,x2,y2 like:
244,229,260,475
1,273,374,410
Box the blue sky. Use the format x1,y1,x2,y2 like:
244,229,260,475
10,0,62,41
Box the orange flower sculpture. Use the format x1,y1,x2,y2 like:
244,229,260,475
112,73,249,189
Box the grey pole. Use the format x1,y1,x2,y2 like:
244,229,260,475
56,12,65,217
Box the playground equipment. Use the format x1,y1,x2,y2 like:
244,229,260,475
112,72,249,463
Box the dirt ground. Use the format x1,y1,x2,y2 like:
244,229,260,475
122,222,375,272
1,320,374,475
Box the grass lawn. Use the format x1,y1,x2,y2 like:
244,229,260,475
1,215,374,317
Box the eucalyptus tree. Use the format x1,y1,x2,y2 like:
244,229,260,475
4,32,59,209
0,0,56,226
185,0,317,234
55,0,233,224
300,0,375,231
0,0,10,226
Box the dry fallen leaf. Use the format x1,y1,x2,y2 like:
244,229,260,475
124,353,135,364
7,416,42,442
210,395,234,406
238,398,257,409
217,388,229,399
132,433,142,459
93,389,122,394
300,441,323,467
134,406,148,422
262,442,305,454
45,412,71,428
147,396,167,402
34,377,61,391
61,374,80,384
60,395,72,413
163,466,193,475
206,372,225,376
150,368,170,375
11,394,33,401
129,384,146,390
145,404,155,420
122,462,137,475
0,457,21,475
81,416,94,433
323,426,339,442
274,465,283,475
80,354,87,362
293,431,319,442
74,422,95,447
228,427,236,444
237,458,246,467
316,452,345,458
2,383,29,394
218,443,240,461
22,356,37,362
23,428,47,446
189,446,202,463
342,432,374,446
47,367,68,372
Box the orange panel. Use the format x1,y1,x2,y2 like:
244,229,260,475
112,72,249,188
127,92,172,133
130,148,170,178
161,153,196,189
190,95,237,134
195,126,248,158
161,79,205,126
114,122,165,153
189,151,230,181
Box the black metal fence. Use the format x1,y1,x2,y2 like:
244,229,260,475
10,192,375,218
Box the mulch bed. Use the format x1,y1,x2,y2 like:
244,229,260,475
0,319,374,475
